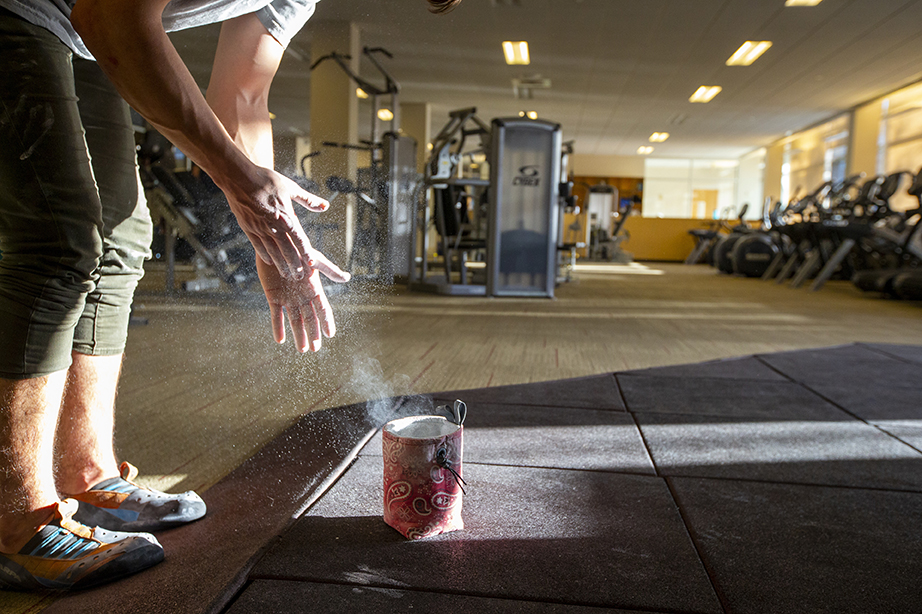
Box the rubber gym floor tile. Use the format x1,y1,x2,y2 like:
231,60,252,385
621,355,787,382
41,402,388,614
875,424,922,453
861,342,922,364
224,580,663,614
360,401,656,475
808,381,922,426
669,477,922,614
636,412,922,490
757,343,922,390
617,375,850,420
429,373,624,411
250,456,723,614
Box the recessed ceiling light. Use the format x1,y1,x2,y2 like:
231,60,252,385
356,88,369,99
377,108,394,121
649,132,670,142
637,146,654,155
690,86,722,103
503,41,530,65
785,0,822,5
726,41,772,66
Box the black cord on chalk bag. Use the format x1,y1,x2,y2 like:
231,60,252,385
436,446,467,495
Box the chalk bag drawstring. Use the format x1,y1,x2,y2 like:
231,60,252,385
436,446,467,495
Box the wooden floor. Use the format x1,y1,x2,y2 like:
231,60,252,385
110,262,922,497
4,261,922,614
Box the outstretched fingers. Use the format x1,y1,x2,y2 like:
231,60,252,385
312,289,336,338
306,304,322,352
289,184,331,213
267,299,286,344
260,232,298,279
285,304,310,353
250,234,274,266
305,249,351,283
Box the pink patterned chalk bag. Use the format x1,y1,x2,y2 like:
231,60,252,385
382,401,467,540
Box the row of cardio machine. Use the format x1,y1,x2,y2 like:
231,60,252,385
688,167,922,299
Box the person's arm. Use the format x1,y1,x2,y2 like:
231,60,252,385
69,0,318,279
205,13,348,352
205,12,278,168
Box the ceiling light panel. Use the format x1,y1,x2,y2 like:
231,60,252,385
637,146,654,155
503,41,530,65
690,86,722,103
785,0,822,5
649,132,670,142
726,41,772,66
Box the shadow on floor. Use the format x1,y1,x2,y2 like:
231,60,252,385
36,342,922,614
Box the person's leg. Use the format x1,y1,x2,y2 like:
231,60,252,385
56,59,205,532
0,373,67,553
0,9,103,552
0,10,163,590
54,353,123,495
54,57,151,495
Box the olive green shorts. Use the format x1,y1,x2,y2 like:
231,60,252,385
0,9,152,378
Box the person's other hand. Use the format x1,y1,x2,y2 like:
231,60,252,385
227,166,329,280
256,245,350,352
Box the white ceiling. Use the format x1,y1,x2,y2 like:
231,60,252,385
171,0,922,160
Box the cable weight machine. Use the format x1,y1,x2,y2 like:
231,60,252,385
409,108,562,298
309,47,419,282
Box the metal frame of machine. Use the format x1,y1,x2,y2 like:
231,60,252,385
409,108,562,298
488,117,561,298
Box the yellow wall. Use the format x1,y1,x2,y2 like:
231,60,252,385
620,217,718,262
570,154,645,178
401,102,431,174
763,143,784,205
850,101,881,178
761,81,922,202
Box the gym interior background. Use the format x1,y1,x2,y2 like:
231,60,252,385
9,1,922,611
125,0,922,494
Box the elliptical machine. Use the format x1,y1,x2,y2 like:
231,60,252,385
728,198,783,277
851,167,922,297
710,203,751,274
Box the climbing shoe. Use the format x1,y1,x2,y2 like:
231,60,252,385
71,462,206,532
0,499,163,591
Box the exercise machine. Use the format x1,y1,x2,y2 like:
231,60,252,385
409,109,562,298
488,116,561,297
310,48,419,283
138,130,259,293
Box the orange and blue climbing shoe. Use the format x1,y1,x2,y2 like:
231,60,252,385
0,499,164,591
70,462,206,532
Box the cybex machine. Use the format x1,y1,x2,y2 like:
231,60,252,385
409,108,561,298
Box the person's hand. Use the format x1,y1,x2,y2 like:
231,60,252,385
226,165,330,280
256,245,350,352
